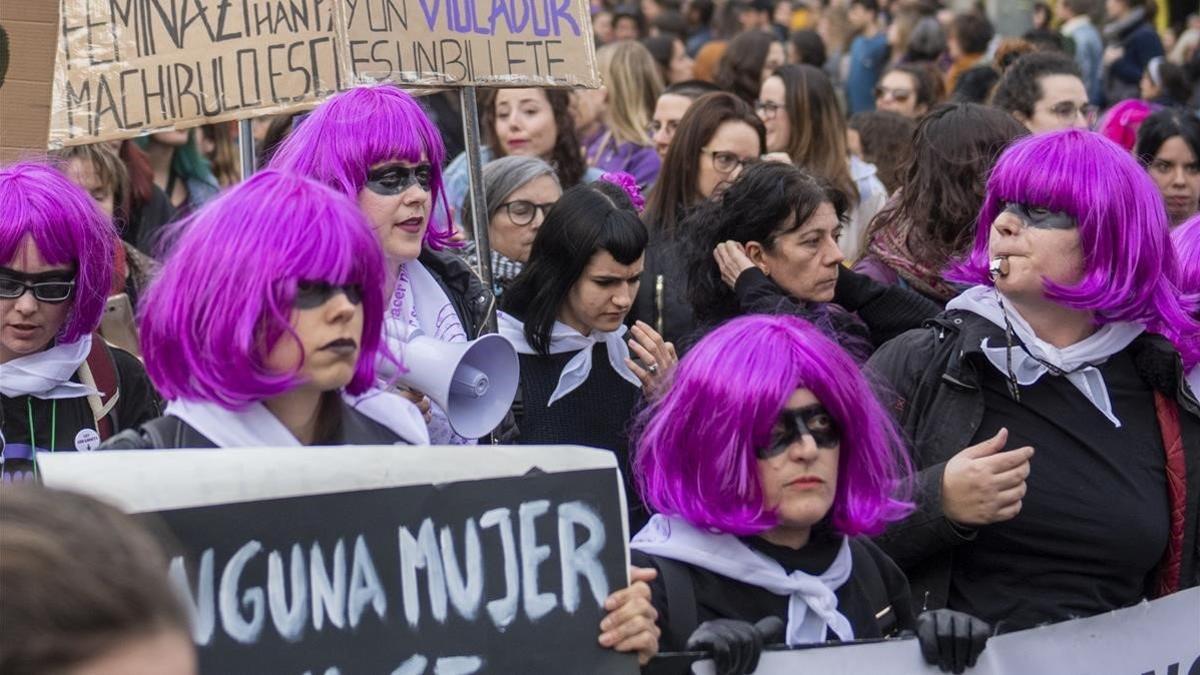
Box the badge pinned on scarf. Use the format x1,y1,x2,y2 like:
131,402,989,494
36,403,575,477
74,428,100,452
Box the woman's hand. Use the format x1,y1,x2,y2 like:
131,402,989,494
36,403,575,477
941,428,1033,526
598,566,660,665
626,321,678,395
916,609,991,674
397,387,433,424
713,241,757,289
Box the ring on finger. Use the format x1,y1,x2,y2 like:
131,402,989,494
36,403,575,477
647,362,659,374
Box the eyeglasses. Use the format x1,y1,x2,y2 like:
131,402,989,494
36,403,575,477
874,85,913,103
1045,101,1098,124
364,163,433,196
0,272,76,304
293,281,363,310
754,100,783,119
498,200,556,226
648,119,679,136
702,149,757,175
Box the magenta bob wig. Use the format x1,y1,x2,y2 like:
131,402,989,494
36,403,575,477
1174,214,1200,301
0,161,115,345
633,314,913,537
950,129,1200,366
269,84,453,249
138,170,389,409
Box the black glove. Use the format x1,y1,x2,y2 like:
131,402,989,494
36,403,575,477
684,616,784,675
916,609,991,674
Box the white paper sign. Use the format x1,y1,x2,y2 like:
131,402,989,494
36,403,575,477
693,587,1200,675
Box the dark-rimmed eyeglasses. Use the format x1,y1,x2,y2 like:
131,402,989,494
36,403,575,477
702,149,757,175
754,100,783,119
0,272,76,304
497,200,555,226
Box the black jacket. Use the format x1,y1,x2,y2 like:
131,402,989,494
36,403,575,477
865,311,1200,613
100,398,407,449
420,247,493,339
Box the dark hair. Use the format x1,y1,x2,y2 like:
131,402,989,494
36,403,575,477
503,180,649,354
869,103,1028,265
789,29,827,67
1135,108,1200,169
905,16,947,62
688,0,715,28
0,486,190,674
951,13,994,55
1062,0,1094,14
850,0,879,14
663,79,722,99
849,110,917,194
644,92,766,233
990,51,1082,118
653,10,689,39
993,37,1038,73
951,64,1001,103
481,88,588,189
773,64,858,202
1022,28,1069,53
685,161,848,323
613,4,646,36
884,63,943,110
1151,60,1194,106
257,113,300,166
715,30,778,104
642,34,677,83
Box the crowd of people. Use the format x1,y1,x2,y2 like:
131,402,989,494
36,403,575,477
2,0,1199,673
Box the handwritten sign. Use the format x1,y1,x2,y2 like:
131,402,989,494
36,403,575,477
667,587,1200,675
38,445,635,674
48,0,598,146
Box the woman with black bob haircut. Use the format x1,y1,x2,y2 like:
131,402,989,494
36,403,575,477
501,176,676,528
686,161,940,360
1134,108,1200,228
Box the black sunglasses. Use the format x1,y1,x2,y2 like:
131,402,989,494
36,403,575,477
0,270,76,304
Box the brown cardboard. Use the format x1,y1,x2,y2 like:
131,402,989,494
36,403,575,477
47,0,599,147
0,1,59,161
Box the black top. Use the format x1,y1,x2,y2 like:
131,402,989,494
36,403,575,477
514,343,646,529
1,346,160,484
633,527,916,651
630,232,695,346
100,397,408,449
949,349,1169,632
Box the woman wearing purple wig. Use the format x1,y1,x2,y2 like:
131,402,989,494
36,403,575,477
101,170,428,449
630,314,990,675
270,84,495,443
0,161,159,482
868,129,1200,633
1174,214,1200,397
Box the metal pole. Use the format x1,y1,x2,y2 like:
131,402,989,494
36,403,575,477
238,118,256,180
459,86,498,334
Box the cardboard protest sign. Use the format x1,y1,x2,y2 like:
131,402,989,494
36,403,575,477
39,445,636,675
48,0,598,146
673,587,1200,675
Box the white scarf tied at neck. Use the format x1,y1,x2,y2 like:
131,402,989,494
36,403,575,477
498,312,641,406
946,285,1145,427
631,514,855,646
0,335,98,400
165,390,430,448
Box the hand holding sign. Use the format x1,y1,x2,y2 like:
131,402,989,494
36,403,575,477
941,428,1033,527
599,566,661,665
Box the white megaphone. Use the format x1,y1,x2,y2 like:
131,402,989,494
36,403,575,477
395,334,520,439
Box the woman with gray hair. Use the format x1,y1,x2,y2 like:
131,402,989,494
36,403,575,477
460,155,562,297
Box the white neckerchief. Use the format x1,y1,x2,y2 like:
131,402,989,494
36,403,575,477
498,312,641,406
631,515,855,646
0,335,98,400
381,259,470,445
165,390,429,447
946,286,1145,427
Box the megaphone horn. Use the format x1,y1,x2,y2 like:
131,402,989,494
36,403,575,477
395,334,520,439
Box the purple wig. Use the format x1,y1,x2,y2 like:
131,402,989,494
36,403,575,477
949,129,1200,367
138,170,389,409
632,314,913,537
268,85,453,249
0,161,115,345
1174,214,1200,302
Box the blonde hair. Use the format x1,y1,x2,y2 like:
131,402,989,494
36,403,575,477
598,41,664,147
